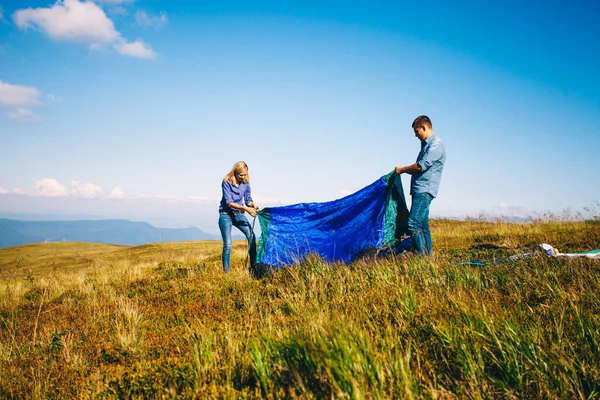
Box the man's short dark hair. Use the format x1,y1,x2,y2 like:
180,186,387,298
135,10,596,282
412,115,432,129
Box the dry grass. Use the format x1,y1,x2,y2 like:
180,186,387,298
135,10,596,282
0,221,599,398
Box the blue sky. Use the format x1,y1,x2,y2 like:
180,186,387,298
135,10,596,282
1,0,599,233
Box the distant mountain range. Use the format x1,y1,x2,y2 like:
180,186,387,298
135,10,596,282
0,218,218,249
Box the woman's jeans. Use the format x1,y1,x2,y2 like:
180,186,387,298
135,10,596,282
218,212,257,273
408,192,434,255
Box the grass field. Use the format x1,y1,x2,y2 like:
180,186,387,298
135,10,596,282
0,219,599,398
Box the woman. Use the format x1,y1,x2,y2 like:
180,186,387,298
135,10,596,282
218,161,260,273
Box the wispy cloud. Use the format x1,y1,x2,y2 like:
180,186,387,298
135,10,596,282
113,39,156,59
495,201,525,214
3,180,222,208
27,178,105,198
0,80,43,122
106,186,125,199
477,201,531,220
109,6,128,16
34,178,71,197
93,0,135,4
71,180,103,199
3,179,119,199
5,179,146,201
7,108,35,121
135,10,168,29
0,5,4,21
131,194,177,201
13,0,157,60
252,195,283,205
0,81,42,106
185,196,219,204
186,194,282,206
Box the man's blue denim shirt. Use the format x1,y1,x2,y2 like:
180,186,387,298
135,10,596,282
219,181,253,213
411,134,446,198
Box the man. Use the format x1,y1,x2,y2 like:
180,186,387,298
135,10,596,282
395,115,446,255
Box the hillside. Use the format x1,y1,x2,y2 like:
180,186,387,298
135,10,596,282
0,241,225,281
0,218,216,249
0,219,599,398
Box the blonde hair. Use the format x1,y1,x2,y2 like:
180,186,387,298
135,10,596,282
223,161,250,185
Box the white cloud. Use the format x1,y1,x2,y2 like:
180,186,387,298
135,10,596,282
46,94,56,101
13,0,157,59
0,81,43,122
7,179,127,199
34,178,71,197
0,81,42,106
106,186,125,199
185,196,219,204
7,108,35,121
341,189,356,196
94,0,135,4
3,181,223,209
113,39,156,59
30,178,108,198
498,201,509,208
135,10,167,29
71,180,103,199
13,0,120,44
131,193,178,200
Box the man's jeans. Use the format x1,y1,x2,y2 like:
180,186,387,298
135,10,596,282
408,192,434,255
218,212,257,273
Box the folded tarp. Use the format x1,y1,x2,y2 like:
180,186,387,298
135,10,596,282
460,243,600,266
256,171,409,268
540,243,600,259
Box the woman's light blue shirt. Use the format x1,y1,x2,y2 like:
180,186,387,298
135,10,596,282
219,181,253,213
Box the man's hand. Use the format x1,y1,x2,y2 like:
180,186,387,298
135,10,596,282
246,207,257,217
395,165,404,174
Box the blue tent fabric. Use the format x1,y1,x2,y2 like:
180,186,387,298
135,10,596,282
256,171,408,268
